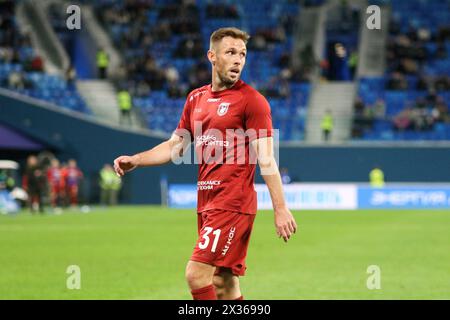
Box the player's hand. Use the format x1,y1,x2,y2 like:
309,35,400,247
274,206,297,242
113,155,139,176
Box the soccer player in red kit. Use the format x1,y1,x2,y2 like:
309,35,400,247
47,158,65,208
64,159,83,207
113,27,297,300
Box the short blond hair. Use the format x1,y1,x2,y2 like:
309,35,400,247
209,27,250,50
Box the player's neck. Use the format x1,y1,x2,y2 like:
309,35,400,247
211,73,238,93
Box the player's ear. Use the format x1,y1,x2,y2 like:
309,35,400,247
207,49,216,66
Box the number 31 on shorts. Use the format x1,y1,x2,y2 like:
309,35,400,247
198,227,221,252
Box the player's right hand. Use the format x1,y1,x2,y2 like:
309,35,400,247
113,155,138,176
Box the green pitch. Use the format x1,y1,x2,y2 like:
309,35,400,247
0,206,449,299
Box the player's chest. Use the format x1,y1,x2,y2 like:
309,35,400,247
51,170,62,179
191,95,245,131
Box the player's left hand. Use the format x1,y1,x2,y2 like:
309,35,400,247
113,155,138,176
274,206,297,242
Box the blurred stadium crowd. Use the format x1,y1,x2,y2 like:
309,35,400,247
354,0,450,140
88,0,319,140
1,0,450,141
0,1,91,113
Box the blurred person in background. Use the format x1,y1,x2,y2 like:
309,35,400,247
99,164,121,206
66,64,77,89
330,43,351,81
280,167,292,184
0,169,15,191
369,165,385,188
393,107,412,131
96,47,109,79
321,110,334,142
23,155,46,214
8,70,24,89
29,55,44,72
373,98,386,120
47,158,65,211
64,159,84,208
118,88,132,126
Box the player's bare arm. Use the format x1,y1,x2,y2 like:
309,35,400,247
113,133,189,176
251,137,298,242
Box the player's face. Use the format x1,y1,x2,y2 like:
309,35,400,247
28,156,37,166
51,159,59,168
211,37,246,86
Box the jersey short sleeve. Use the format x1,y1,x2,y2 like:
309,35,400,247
244,91,273,142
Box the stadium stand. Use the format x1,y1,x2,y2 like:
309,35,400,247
353,0,450,140
6,0,450,142
91,0,312,141
0,0,91,114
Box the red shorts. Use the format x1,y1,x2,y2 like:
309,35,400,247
50,184,64,195
190,209,256,276
67,185,78,195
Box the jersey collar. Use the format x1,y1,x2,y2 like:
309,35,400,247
208,80,243,97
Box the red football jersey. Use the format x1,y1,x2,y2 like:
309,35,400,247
176,80,273,214
65,167,83,186
47,167,65,188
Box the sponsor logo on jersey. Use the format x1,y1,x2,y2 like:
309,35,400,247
221,227,236,256
197,180,221,190
196,135,230,147
217,102,230,116
207,98,221,102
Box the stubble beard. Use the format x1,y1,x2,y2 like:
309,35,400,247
217,70,238,88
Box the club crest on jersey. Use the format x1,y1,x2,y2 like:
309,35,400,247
217,102,230,116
